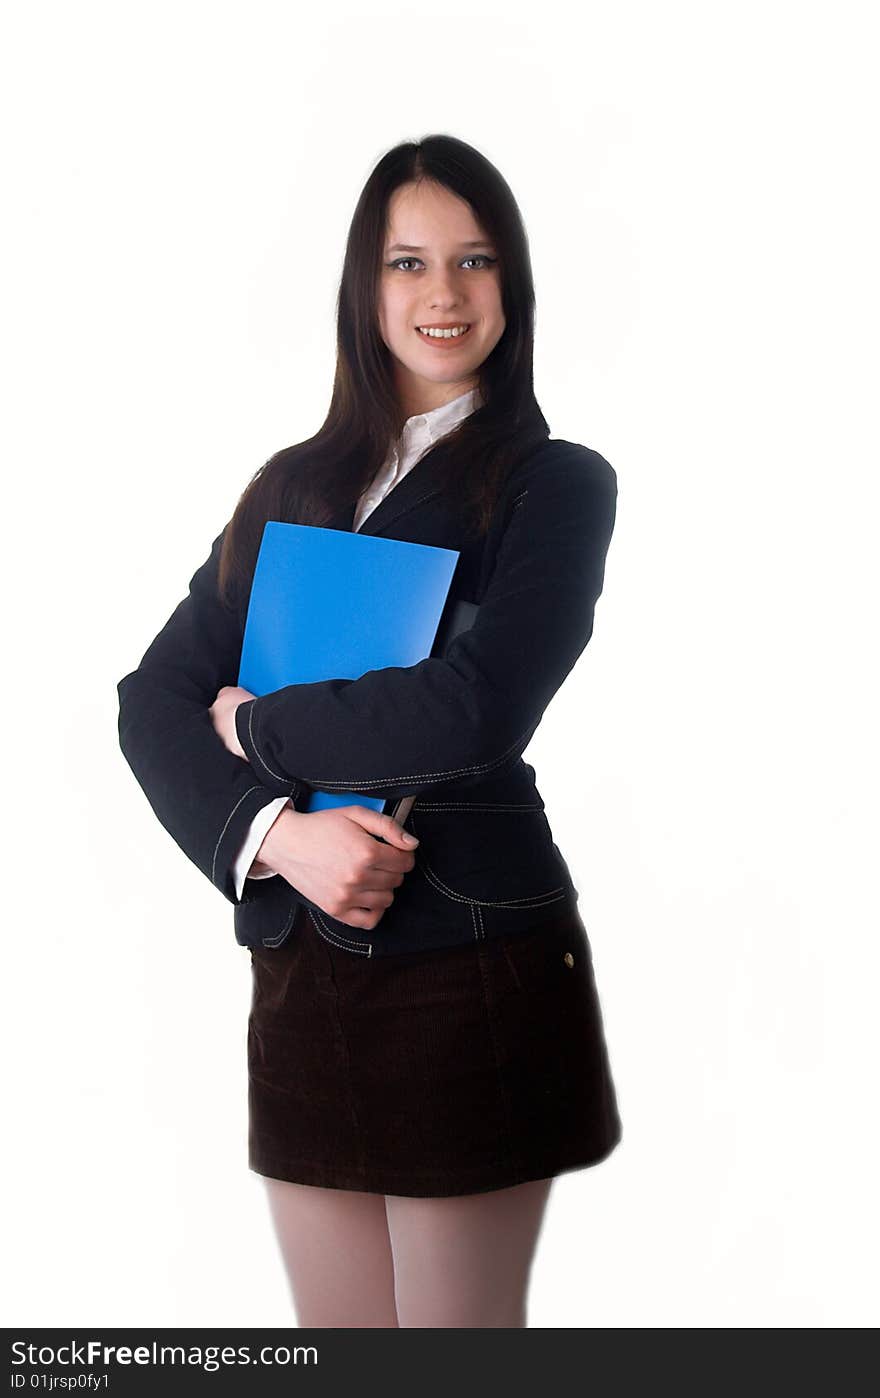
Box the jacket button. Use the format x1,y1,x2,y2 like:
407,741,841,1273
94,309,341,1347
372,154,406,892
563,952,575,967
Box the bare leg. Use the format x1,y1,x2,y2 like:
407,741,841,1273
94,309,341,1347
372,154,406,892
261,1176,399,1327
385,1177,554,1328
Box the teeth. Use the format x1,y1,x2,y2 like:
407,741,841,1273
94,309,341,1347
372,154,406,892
417,325,470,338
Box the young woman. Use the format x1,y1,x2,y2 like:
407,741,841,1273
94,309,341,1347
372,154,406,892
117,134,623,1328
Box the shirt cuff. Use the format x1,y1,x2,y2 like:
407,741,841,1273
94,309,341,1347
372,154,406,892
231,796,291,902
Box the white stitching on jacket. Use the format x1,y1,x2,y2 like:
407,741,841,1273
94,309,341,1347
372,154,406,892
244,720,536,792
308,907,372,956
212,785,263,889
262,903,297,948
470,903,481,941
410,809,567,909
242,704,300,797
474,903,486,940
418,857,568,909
412,802,544,812
245,702,279,784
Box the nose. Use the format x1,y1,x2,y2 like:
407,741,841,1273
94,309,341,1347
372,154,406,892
427,268,465,309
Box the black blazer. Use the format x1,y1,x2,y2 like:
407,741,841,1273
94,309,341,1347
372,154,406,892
117,437,617,957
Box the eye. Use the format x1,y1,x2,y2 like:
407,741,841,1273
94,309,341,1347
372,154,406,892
385,255,498,272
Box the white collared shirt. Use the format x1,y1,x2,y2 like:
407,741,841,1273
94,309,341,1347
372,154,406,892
231,386,480,898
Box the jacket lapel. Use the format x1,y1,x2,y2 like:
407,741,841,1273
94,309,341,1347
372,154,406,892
328,448,446,539
361,478,444,537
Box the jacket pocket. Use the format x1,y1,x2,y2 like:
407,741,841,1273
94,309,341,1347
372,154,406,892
234,874,300,950
407,800,573,910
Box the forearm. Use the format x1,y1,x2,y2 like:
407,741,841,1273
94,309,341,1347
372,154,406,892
234,451,617,801
235,655,538,800
117,524,305,904
118,676,302,902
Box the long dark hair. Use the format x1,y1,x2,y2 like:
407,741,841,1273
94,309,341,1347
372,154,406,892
217,133,551,611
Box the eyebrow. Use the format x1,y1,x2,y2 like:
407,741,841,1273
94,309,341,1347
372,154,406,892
386,241,494,253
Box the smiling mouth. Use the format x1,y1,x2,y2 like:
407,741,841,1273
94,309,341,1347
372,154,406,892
415,324,472,340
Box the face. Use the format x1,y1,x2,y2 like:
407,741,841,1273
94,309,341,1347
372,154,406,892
378,180,506,416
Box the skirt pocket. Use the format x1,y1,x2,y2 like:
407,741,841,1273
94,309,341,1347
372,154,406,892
482,913,621,1167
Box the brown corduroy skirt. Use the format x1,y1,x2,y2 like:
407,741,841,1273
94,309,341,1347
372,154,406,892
247,900,622,1197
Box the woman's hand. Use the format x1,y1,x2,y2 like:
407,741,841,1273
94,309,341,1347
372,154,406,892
209,684,421,928
260,805,419,931
208,685,255,760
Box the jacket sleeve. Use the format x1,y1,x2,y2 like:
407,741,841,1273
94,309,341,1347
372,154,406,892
233,446,618,801
116,526,305,905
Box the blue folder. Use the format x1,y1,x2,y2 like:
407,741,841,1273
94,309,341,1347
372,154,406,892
237,520,473,818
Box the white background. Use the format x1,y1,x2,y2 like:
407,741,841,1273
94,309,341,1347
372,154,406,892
2,0,877,1328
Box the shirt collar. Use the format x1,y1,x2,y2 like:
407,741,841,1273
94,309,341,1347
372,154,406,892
400,386,481,454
